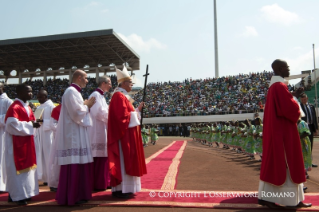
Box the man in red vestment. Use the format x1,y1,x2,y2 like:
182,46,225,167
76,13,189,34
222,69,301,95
258,59,311,209
5,84,40,205
108,66,147,198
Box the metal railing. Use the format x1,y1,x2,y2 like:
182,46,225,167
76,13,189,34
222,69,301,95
143,109,264,118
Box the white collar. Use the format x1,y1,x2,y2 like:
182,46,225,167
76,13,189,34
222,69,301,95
38,99,53,108
15,98,29,107
113,87,135,104
114,87,128,95
0,93,8,99
269,75,288,87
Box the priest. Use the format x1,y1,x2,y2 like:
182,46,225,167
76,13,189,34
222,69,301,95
258,59,311,209
0,83,13,192
47,103,62,192
5,84,41,205
34,90,55,185
88,75,112,191
53,69,96,205
108,66,147,198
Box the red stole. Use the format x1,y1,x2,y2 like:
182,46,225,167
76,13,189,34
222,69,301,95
5,101,37,174
107,92,147,186
51,104,61,121
260,82,305,185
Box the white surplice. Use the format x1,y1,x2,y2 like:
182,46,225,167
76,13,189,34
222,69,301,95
53,86,93,165
258,169,304,206
111,87,141,194
88,89,108,157
47,117,60,188
34,100,55,182
5,99,39,201
0,93,13,191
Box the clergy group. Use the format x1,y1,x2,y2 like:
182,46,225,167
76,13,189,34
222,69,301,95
0,66,147,206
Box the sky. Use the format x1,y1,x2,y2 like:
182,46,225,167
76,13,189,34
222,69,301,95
1,0,319,86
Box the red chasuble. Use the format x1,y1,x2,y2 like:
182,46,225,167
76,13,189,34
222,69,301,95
51,104,61,121
5,101,37,174
107,92,147,186
260,82,305,186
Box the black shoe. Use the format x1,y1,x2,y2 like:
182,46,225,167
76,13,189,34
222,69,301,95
16,200,27,205
303,187,308,191
107,186,112,189
8,194,12,202
258,199,282,209
43,182,48,186
24,198,31,201
112,191,132,199
75,200,88,205
50,187,57,192
312,164,318,167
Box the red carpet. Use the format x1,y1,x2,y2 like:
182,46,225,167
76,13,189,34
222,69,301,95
1,190,319,210
141,140,186,189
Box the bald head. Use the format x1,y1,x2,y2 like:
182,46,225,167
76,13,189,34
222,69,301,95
37,89,48,104
38,89,48,97
72,69,88,88
271,59,290,77
72,69,86,82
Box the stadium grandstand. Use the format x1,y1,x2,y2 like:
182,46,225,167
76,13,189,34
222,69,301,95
1,29,317,122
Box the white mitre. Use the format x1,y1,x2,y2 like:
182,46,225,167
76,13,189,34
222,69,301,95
116,65,131,84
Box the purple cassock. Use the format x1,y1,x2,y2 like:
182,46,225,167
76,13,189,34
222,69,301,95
56,163,93,205
88,88,111,190
52,83,95,205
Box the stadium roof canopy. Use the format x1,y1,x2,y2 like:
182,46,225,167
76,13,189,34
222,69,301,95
0,29,140,84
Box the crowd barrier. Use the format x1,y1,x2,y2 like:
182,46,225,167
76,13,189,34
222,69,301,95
143,112,265,124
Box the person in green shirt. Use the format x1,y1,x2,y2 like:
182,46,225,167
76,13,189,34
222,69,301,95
220,122,228,148
297,118,312,178
208,123,214,147
227,121,235,150
141,125,149,147
232,121,241,151
238,122,247,153
150,124,159,145
213,122,221,148
244,119,256,159
253,117,263,160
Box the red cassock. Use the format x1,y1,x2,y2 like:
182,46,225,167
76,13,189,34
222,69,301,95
51,104,61,121
5,101,37,174
260,82,306,186
107,92,147,187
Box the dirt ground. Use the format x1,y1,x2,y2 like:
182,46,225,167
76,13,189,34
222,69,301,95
3,136,319,212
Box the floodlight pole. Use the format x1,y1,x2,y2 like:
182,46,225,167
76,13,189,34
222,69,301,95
214,0,219,78
313,44,318,112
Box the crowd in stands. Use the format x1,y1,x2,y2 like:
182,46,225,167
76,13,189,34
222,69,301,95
2,71,296,117
133,71,295,117
3,75,118,104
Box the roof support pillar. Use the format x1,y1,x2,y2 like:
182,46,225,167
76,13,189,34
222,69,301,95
96,68,99,84
43,71,47,86
69,70,72,85
19,72,22,84
4,76,8,84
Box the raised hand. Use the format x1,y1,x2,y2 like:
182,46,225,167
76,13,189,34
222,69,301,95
84,97,96,109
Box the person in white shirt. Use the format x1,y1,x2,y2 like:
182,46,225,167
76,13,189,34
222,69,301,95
88,76,112,191
34,90,55,186
0,83,13,192
53,70,96,205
